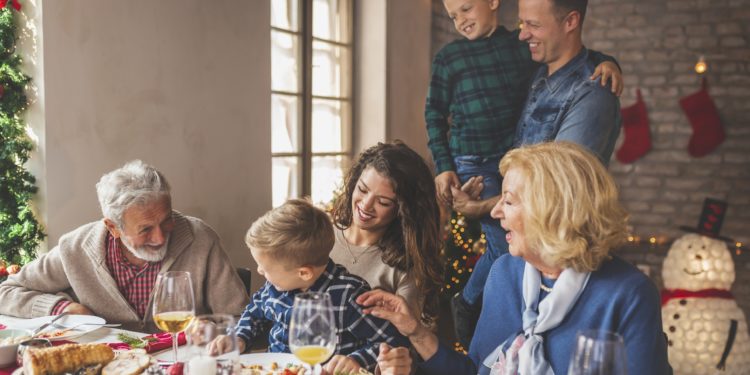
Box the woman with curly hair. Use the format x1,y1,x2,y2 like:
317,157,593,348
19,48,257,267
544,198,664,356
330,141,444,325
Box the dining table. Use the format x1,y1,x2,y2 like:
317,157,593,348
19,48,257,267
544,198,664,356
0,314,158,374
0,314,299,375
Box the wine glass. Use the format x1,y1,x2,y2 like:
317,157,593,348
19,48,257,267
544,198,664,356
153,271,196,364
567,329,628,375
289,292,337,374
185,314,238,375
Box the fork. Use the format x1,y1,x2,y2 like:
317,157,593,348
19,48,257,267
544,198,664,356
47,322,122,335
50,321,121,330
31,312,69,336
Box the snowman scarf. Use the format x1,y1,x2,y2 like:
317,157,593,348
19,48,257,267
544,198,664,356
484,263,591,375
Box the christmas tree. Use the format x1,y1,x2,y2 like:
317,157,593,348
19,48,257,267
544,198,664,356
442,211,485,297
0,2,45,278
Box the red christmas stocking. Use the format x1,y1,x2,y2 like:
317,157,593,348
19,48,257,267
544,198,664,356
679,78,725,157
616,89,651,163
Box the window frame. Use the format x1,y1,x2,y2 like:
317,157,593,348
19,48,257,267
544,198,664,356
271,0,354,203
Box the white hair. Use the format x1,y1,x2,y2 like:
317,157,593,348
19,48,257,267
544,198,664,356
96,160,171,227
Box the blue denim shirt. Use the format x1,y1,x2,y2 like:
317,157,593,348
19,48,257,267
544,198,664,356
514,48,621,165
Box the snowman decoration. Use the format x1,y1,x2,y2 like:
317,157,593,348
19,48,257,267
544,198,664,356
662,233,750,374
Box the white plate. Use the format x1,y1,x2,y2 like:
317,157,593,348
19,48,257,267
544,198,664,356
238,352,303,371
10,315,107,341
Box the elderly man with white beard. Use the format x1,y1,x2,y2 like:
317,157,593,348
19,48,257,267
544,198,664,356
0,160,249,332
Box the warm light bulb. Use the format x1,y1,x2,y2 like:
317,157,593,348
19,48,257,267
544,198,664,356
695,56,707,74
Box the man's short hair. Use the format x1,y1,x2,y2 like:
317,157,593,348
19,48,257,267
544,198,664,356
96,160,171,228
245,198,334,267
551,0,587,23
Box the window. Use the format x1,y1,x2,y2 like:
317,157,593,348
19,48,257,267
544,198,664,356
271,0,353,207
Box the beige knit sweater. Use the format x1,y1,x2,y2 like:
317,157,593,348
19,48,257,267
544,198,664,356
329,229,422,317
0,212,249,332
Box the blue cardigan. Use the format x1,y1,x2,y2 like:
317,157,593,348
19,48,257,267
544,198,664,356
421,255,671,374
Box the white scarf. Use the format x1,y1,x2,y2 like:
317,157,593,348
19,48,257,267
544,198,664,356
481,263,591,375
517,262,590,374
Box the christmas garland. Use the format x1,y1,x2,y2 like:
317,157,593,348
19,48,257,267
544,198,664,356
0,1,45,279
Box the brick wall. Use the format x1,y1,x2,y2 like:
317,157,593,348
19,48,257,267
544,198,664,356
431,0,750,316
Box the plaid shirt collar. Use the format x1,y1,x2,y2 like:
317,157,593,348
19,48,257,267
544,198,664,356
305,259,338,293
105,233,162,319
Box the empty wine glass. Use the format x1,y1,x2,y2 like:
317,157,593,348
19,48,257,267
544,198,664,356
567,329,628,375
185,314,238,375
153,271,196,364
289,292,337,374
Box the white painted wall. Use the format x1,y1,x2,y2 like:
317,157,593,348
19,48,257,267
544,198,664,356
353,0,432,161
41,0,271,291
385,0,432,160
354,0,387,154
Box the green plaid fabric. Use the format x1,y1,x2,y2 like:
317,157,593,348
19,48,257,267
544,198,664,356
426,27,537,174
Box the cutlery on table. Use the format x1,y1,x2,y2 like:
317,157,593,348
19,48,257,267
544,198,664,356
48,322,121,335
31,312,68,337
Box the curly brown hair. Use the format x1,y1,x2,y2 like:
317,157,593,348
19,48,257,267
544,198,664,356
332,141,444,323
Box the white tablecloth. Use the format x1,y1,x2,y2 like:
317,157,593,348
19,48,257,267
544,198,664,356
0,314,187,363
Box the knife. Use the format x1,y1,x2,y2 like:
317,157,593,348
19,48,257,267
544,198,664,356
32,312,69,336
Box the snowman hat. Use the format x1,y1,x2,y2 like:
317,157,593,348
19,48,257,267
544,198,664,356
679,197,735,243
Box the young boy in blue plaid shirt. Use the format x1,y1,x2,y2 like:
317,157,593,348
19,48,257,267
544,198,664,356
212,198,408,374
430,0,622,347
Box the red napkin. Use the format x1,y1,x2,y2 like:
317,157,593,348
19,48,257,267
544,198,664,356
107,332,186,353
0,340,75,375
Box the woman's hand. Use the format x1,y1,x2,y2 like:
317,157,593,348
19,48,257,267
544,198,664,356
322,354,361,375
357,290,419,337
376,343,412,375
358,290,439,361
590,61,623,96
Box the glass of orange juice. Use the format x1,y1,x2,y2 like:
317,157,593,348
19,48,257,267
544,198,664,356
153,271,195,364
289,292,336,374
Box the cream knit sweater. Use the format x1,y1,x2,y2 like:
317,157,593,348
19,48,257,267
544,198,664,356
0,212,249,332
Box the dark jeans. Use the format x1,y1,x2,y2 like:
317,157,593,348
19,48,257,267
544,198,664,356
452,154,510,347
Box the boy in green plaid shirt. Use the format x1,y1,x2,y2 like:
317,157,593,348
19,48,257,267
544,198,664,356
428,0,621,347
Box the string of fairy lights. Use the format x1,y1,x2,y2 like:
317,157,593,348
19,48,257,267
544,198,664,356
443,214,486,293
624,235,747,256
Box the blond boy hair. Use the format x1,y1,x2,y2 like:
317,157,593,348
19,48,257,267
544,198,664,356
245,198,334,267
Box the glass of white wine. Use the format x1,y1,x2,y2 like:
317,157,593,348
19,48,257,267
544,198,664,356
289,292,337,374
153,271,196,364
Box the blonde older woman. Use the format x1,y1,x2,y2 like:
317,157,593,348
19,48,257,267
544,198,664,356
359,142,671,375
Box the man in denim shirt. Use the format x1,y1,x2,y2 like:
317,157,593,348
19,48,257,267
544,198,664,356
514,0,621,164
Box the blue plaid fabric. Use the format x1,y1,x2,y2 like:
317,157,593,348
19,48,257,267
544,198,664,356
236,259,409,370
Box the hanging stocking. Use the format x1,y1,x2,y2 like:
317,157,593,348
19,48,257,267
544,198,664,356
616,89,651,163
679,77,725,157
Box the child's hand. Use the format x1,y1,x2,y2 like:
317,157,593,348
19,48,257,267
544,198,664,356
376,343,411,375
321,354,361,375
207,334,246,356
435,171,460,207
591,61,623,97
